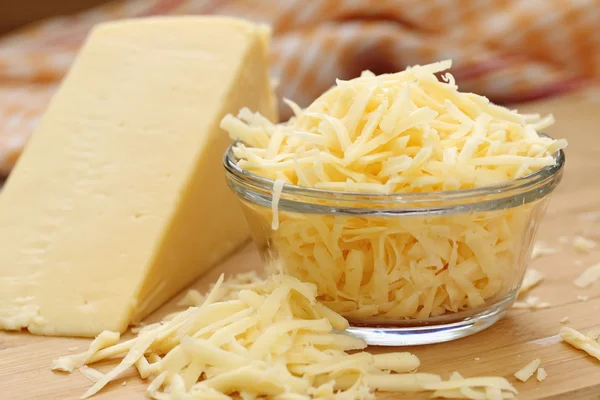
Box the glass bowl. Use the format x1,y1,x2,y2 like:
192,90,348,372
223,141,565,346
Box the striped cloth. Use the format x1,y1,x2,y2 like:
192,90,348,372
0,0,598,175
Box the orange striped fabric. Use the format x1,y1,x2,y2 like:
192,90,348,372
0,0,598,175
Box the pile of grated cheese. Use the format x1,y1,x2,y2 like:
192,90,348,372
223,60,566,193
53,273,518,400
221,60,567,320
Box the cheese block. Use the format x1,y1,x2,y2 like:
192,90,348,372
0,16,277,337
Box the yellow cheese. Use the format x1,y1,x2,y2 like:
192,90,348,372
560,327,600,360
573,236,597,253
573,263,600,288
518,269,544,295
514,358,540,382
511,296,551,310
54,273,518,400
0,17,277,337
222,60,566,321
531,241,557,259
536,367,547,382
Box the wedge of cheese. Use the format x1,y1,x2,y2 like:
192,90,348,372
0,16,277,337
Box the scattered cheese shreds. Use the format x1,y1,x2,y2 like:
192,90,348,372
512,296,551,310
514,359,541,382
577,295,589,302
560,317,570,324
54,273,520,400
536,367,547,382
425,370,517,399
223,60,566,322
573,263,600,288
518,269,544,296
531,241,557,259
560,327,600,361
573,236,597,253
79,366,104,383
52,331,120,373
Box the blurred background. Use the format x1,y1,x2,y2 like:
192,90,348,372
0,0,598,177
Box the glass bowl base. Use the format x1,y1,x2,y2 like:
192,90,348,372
345,293,515,346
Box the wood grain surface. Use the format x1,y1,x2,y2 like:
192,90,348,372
1,89,600,400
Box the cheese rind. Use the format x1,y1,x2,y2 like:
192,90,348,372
0,17,277,337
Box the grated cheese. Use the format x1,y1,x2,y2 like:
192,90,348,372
52,331,120,373
573,236,597,253
426,375,517,399
512,296,551,310
536,367,547,382
79,366,104,383
560,327,600,361
271,179,285,230
531,241,557,260
54,273,519,400
514,358,540,382
518,269,544,296
573,263,600,288
222,60,566,321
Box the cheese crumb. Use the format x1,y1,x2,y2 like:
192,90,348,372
574,263,600,288
518,269,544,296
577,295,589,302
560,317,570,324
474,357,481,361
573,236,597,253
512,296,551,310
559,236,569,245
536,367,547,382
531,241,557,259
560,327,600,361
122,381,127,386
514,359,541,382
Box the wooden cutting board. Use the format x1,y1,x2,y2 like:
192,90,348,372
1,89,600,400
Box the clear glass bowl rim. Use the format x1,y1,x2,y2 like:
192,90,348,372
223,134,565,216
